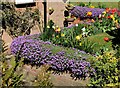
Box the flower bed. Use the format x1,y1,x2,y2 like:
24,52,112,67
10,34,95,79
70,6,105,19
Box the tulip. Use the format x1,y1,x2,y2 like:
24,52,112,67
87,12,92,16
104,37,110,42
111,8,117,14
91,19,95,22
106,8,111,13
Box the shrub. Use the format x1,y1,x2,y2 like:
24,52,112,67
10,35,95,79
88,51,119,87
34,66,53,87
0,38,8,54
0,52,24,87
1,2,43,38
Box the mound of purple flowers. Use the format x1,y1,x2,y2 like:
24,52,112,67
70,6,105,18
10,35,95,79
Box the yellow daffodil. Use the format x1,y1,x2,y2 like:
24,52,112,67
112,17,115,21
79,43,82,46
114,20,118,24
56,35,59,38
61,33,65,37
87,12,92,16
102,11,106,14
90,6,94,8
110,15,114,19
55,28,61,32
76,36,80,40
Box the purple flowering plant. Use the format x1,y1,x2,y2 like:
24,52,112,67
70,6,105,19
10,34,95,79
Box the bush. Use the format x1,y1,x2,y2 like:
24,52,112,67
10,35,95,79
1,2,43,38
88,51,119,87
0,38,8,54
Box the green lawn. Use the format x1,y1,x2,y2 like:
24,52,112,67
69,2,119,8
86,33,113,53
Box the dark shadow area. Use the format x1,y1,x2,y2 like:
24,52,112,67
106,28,120,49
15,2,36,8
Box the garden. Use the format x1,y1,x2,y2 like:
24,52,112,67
0,1,120,87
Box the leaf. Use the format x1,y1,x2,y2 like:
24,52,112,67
10,57,16,67
3,68,13,81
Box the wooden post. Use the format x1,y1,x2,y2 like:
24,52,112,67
43,0,47,32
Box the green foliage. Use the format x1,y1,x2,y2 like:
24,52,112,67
79,38,96,54
1,2,42,38
40,20,55,41
97,2,106,9
78,2,86,7
0,55,24,87
40,21,108,54
85,33,113,54
33,65,53,87
0,38,8,54
88,51,119,87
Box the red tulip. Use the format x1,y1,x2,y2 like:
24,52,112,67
111,8,117,14
106,8,111,13
104,37,110,42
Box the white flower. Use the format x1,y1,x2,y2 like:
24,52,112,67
47,26,50,28
52,26,55,29
81,27,86,31
75,24,78,27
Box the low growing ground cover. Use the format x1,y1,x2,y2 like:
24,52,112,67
10,34,95,80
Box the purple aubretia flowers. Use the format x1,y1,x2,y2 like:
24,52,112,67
10,35,95,79
70,6,105,18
